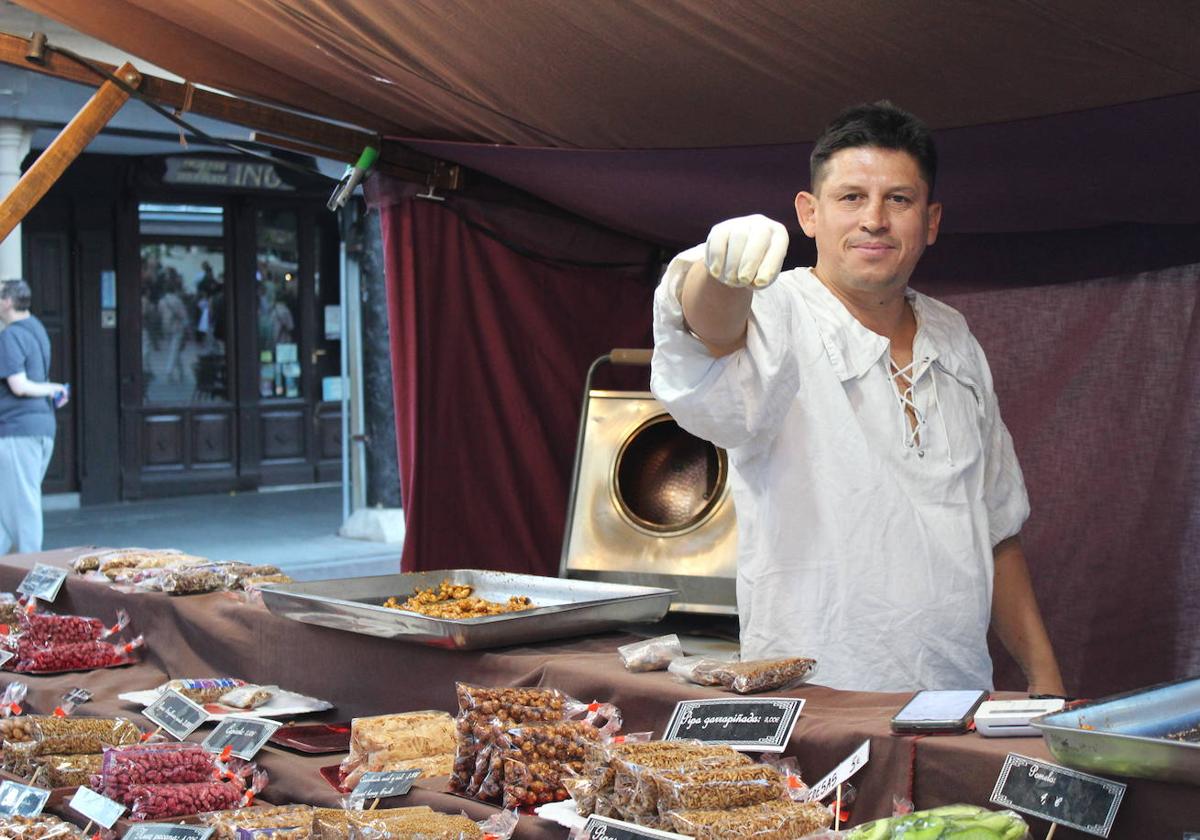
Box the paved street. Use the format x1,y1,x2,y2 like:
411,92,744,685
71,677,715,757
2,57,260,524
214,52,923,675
42,486,401,580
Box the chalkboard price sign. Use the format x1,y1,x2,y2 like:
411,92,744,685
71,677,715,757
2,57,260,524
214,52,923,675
143,689,208,740
663,698,804,752
123,825,215,840
0,781,49,818
990,753,1126,837
350,769,421,802
16,564,68,602
202,716,281,760
581,816,692,840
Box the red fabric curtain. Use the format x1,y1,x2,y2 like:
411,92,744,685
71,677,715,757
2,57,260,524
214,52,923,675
372,189,658,576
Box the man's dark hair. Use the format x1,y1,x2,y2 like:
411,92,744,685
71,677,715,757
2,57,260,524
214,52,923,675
810,101,937,197
0,279,31,311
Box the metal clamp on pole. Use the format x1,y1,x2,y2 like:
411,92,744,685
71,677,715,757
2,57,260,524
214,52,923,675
328,146,379,211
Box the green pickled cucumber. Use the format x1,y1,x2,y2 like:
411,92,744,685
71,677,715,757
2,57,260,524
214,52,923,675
1000,823,1028,840
968,813,1022,833
899,817,948,840
848,820,894,840
925,804,988,819
942,829,1003,840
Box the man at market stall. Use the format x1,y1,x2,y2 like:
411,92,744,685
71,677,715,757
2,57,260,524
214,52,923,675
650,101,1066,694
0,279,68,555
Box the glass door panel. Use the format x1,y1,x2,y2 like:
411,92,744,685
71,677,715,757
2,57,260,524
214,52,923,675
139,237,228,405
255,209,301,399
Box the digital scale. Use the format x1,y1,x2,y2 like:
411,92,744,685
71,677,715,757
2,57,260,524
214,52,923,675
975,698,1066,737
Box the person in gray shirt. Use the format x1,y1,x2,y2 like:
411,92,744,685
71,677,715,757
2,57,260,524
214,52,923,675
0,279,68,554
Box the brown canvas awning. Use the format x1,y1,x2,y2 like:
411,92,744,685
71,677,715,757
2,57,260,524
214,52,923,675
14,0,1200,148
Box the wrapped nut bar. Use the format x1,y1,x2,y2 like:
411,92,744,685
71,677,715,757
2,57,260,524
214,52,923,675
161,678,249,704
219,685,276,710
0,716,141,756
705,658,817,694
652,764,787,812
313,807,437,840
30,753,104,787
592,741,751,819
160,565,235,595
340,712,455,788
614,748,753,817
665,799,833,840
201,805,314,840
342,809,482,840
0,815,84,840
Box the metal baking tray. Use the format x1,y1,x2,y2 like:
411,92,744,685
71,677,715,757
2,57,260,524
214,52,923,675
1032,676,1200,785
259,570,676,650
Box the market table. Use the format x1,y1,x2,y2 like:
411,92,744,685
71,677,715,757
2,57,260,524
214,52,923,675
0,548,1195,839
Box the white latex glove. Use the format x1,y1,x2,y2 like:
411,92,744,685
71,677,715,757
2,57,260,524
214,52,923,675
704,214,790,289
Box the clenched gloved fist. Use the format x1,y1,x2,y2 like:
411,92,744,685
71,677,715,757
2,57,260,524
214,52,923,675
705,214,789,289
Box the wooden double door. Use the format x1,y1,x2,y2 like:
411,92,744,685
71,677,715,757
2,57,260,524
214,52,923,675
120,197,343,498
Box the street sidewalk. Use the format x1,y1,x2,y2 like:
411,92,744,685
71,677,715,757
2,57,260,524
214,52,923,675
42,486,401,580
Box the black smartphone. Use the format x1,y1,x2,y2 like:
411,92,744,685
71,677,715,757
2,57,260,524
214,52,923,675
890,689,989,734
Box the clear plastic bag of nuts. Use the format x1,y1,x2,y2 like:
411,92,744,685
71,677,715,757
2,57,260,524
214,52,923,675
485,719,604,808
0,715,141,756
617,634,684,672
651,763,788,812
200,804,314,840
30,753,104,788
450,684,571,795
664,799,833,840
98,742,218,800
160,564,239,596
449,683,621,806
703,658,817,694
0,815,85,840
608,742,753,820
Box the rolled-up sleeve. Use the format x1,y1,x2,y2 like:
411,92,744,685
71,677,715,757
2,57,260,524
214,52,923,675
650,246,798,451
970,335,1031,546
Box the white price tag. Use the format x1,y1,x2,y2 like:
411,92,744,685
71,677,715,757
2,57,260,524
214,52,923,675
800,740,870,803
69,786,125,828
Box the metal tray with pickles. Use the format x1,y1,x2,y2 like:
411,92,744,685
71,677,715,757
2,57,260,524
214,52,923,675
1032,675,1200,785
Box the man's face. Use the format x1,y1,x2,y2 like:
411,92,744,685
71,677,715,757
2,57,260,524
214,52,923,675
795,146,941,300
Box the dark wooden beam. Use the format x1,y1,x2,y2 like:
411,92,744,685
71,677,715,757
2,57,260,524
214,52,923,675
0,31,374,156
0,62,139,242
0,31,459,191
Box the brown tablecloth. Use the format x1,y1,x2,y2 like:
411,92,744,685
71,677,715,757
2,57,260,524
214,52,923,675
0,548,1195,839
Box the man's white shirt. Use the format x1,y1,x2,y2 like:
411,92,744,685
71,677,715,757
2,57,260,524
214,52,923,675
651,246,1029,691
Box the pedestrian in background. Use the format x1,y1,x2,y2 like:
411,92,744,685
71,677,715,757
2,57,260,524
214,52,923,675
0,279,68,554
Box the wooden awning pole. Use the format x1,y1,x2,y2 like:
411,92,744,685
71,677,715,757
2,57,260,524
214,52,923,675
0,61,141,242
